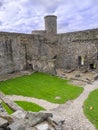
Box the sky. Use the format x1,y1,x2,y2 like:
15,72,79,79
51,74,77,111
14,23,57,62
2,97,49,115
0,0,98,34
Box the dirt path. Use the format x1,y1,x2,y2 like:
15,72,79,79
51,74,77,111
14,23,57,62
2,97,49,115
6,95,59,110
49,81,98,130
5,81,98,130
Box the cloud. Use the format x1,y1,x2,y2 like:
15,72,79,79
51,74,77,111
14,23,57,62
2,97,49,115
0,0,98,33
0,1,3,6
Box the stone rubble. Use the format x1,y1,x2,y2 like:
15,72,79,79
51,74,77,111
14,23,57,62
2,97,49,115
0,110,67,130
0,73,98,130
0,92,67,130
0,92,23,112
0,103,6,113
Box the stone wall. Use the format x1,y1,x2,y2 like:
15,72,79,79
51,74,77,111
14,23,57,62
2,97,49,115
0,32,58,76
0,28,98,76
56,28,98,71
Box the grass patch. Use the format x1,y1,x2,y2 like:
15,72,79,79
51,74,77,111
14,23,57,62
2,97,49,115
0,72,83,104
2,102,14,114
84,89,98,130
15,101,45,112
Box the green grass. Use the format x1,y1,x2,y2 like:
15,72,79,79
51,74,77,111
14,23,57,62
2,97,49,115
84,89,98,130
2,102,14,114
0,72,83,104
15,101,45,112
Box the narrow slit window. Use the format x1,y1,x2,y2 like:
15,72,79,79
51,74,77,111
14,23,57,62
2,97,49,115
78,56,84,66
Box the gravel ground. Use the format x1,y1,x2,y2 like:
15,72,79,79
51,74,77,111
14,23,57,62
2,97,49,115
49,81,98,130
5,81,98,130
6,95,59,110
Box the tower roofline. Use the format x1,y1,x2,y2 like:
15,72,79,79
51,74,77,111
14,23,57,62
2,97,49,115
44,15,57,19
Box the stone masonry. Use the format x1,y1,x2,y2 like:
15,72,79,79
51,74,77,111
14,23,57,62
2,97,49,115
0,15,98,76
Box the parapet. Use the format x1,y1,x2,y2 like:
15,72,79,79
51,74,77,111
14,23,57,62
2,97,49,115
32,30,46,36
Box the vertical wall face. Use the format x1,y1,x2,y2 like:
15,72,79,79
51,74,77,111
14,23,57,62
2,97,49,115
0,32,58,76
1,15,98,76
0,33,27,75
44,15,57,34
56,30,98,70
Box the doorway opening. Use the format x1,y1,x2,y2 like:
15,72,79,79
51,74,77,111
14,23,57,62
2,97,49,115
89,63,96,70
78,56,84,66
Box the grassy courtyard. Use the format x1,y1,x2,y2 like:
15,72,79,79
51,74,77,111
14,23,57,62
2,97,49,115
1,101,45,114
84,89,98,130
0,72,83,104
15,101,45,112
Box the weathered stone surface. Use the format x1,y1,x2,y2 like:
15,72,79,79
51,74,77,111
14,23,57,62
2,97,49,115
25,112,53,127
8,120,25,130
0,110,67,130
0,114,14,124
18,126,26,130
12,110,27,120
0,128,4,130
35,123,49,130
75,74,81,77
0,117,8,128
0,103,6,113
0,31,58,76
93,74,98,80
54,120,65,130
0,97,23,112
26,127,37,130
0,16,98,76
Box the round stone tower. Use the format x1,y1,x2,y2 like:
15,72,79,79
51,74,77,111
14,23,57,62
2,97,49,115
44,15,57,34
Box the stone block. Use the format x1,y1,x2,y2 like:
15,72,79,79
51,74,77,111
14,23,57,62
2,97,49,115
0,117,9,128
25,112,53,127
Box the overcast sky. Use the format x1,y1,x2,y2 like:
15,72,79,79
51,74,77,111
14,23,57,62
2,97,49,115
0,0,98,34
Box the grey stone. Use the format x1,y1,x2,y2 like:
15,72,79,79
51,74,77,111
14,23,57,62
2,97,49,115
54,120,65,130
25,112,53,127
0,128,4,130
0,97,23,112
8,120,25,130
35,123,49,130
0,114,14,124
75,74,81,78
0,117,8,128
45,15,57,34
26,127,37,130
18,126,26,130
12,110,27,119
93,74,98,80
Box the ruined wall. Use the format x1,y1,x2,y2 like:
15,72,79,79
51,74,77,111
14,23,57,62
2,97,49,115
0,33,25,75
1,28,98,76
56,29,98,71
0,32,58,76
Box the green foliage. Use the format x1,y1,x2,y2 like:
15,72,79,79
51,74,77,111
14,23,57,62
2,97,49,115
0,72,83,104
2,102,14,114
15,101,45,112
84,89,98,130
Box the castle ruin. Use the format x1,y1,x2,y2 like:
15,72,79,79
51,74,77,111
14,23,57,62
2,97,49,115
0,15,98,76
